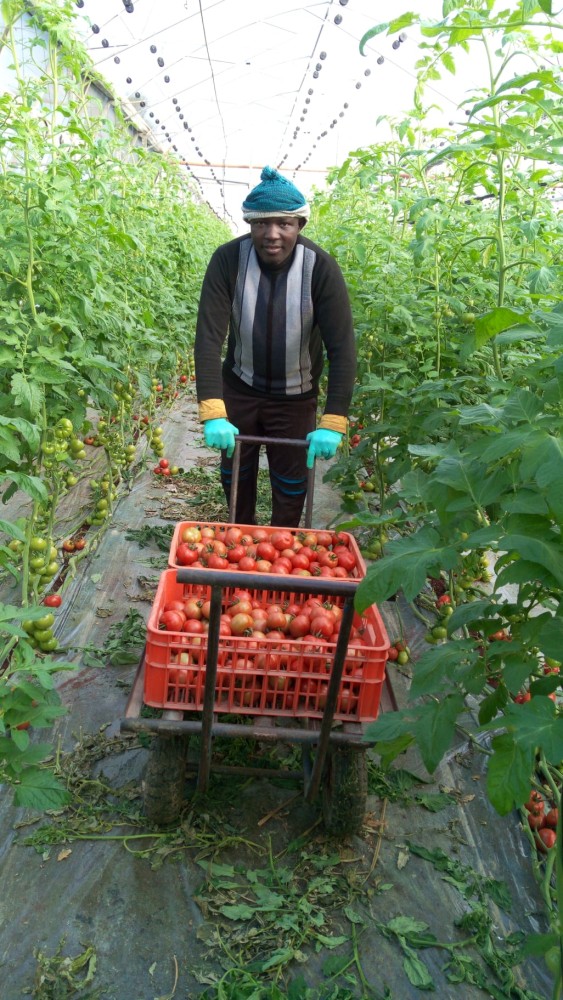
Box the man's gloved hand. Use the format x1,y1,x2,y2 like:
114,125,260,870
306,428,343,468
204,418,239,458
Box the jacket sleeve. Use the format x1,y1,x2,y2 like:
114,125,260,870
312,251,356,422
194,245,234,418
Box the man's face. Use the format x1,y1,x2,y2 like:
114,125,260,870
249,216,305,266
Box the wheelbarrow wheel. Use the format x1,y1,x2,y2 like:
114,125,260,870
143,734,189,826
322,746,368,837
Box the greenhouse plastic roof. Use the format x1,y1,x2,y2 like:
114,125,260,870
71,0,463,227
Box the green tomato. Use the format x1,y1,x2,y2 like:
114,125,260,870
432,626,448,640
96,498,109,511
56,418,74,436
397,651,410,665
66,474,78,487
35,613,55,630
39,637,58,652
30,537,48,552
8,539,23,553
41,442,56,456
43,561,60,577
22,619,36,634
30,556,46,571
34,628,54,643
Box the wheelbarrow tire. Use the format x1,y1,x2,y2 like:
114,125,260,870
143,734,189,826
322,746,368,837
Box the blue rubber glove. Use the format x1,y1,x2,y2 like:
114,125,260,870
306,428,343,468
204,418,239,458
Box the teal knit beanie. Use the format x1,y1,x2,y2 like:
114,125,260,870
242,166,310,222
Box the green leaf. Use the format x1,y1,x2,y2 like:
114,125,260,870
219,903,256,920
415,695,465,773
410,641,478,698
502,698,563,761
10,372,43,415
12,767,71,810
1,472,48,505
497,533,563,587
0,519,26,541
522,932,559,957
355,527,458,609
403,949,435,990
486,732,532,815
474,308,529,348
359,23,389,55
441,51,456,74
416,792,456,812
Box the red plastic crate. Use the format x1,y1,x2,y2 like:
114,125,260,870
167,520,367,580
144,569,389,723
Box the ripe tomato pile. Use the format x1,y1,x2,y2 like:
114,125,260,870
524,789,558,852
159,588,373,717
172,524,361,578
159,586,367,646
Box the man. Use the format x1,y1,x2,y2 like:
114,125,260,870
194,165,356,527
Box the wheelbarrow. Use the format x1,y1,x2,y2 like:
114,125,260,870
120,435,390,836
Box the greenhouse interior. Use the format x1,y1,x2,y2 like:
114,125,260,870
0,1,562,998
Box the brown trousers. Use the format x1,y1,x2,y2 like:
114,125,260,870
220,382,317,527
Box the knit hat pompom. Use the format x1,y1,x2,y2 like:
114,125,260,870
242,166,310,222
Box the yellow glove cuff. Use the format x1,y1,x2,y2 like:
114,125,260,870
319,414,348,435
198,398,228,422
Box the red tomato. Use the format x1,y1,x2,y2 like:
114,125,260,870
336,549,356,571
62,539,75,553
315,531,333,547
255,560,272,573
182,619,205,634
266,609,288,631
297,546,316,562
164,600,186,614
264,629,285,640
545,808,558,828
300,531,318,548
240,533,253,546
176,543,199,566
289,615,311,638
270,530,294,551
387,646,399,661
42,594,62,608
225,526,243,545
230,613,254,636
219,621,232,636
230,589,253,604
200,526,215,539
252,528,269,543
210,540,227,557
227,545,245,563
311,616,335,640
183,599,202,620
538,828,557,851
207,553,228,570
291,568,312,577
256,541,276,562
227,599,253,617
159,458,169,469
319,551,338,568
159,610,185,631
291,552,310,570
332,567,349,579
238,556,257,572
270,560,291,574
